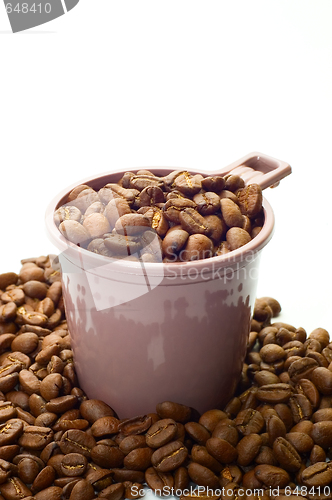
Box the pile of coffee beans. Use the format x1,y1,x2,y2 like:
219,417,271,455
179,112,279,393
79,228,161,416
1,256,331,500
54,170,264,262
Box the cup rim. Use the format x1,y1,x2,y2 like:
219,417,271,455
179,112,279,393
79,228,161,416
45,167,275,278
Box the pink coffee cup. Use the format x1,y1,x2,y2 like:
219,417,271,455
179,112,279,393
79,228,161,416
45,152,290,418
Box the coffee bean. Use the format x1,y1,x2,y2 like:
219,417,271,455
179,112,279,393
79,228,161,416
180,234,213,261
220,198,244,228
60,453,87,477
301,462,332,487
119,435,146,455
206,437,238,463
146,418,178,448
59,220,90,245
173,173,203,196
272,436,301,472
18,426,53,450
0,477,32,499
31,465,56,492
236,433,262,466
151,440,188,472
79,399,115,423
145,467,174,492
123,447,153,471
256,383,292,404
156,402,191,423
254,464,290,488
184,422,210,445
198,409,228,432
68,479,95,500
118,415,152,435
288,357,319,382
193,192,220,216
190,445,223,473
226,227,251,251
187,462,220,489
201,176,225,193
237,184,263,218
90,441,124,468
286,432,314,454
59,430,96,458
235,409,265,434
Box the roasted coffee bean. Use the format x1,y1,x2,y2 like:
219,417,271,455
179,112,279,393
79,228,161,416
68,478,95,500
151,440,188,472
145,467,174,492
162,228,189,258
0,272,18,290
179,208,209,235
237,184,263,218
0,477,32,499
91,440,125,468
146,418,178,448
18,426,53,450
156,401,191,423
286,431,314,454
187,462,220,489
212,420,238,447
311,421,332,448
199,409,227,432
190,444,223,473
296,378,320,409
220,198,244,228
79,399,115,423
235,409,265,434
118,415,152,435
288,357,319,382
180,234,213,261
254,464,290,488
98,482,125,500
311,367,332,395
34,485,63,500
60,453,88,477
193,192,220,216
184,422,210,445
59,220,90,245
123,447,153,471
289,393,312,423
206,437,238,463
174,467,190,491
260,344,286,363
59,430,96,458
256,383,292,403
201,175,225,192
90,416,119,437
272,436,301,472
54,206,82,227
31,465,56,492
236,433,262,466
310,444,326,464
226,227,251,250
119,435,146,454
112,469,145,484
173,173,203,196
0,419,24,446
301,462,332,487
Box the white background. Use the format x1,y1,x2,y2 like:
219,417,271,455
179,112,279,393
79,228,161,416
1,1,332,334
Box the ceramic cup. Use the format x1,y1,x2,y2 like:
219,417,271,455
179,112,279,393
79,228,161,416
46,165,275,418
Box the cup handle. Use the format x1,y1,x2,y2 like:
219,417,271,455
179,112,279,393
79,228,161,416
215,152,292,190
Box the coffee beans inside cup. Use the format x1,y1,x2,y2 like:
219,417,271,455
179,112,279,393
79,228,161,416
54,170,264,262
1,257,331,500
